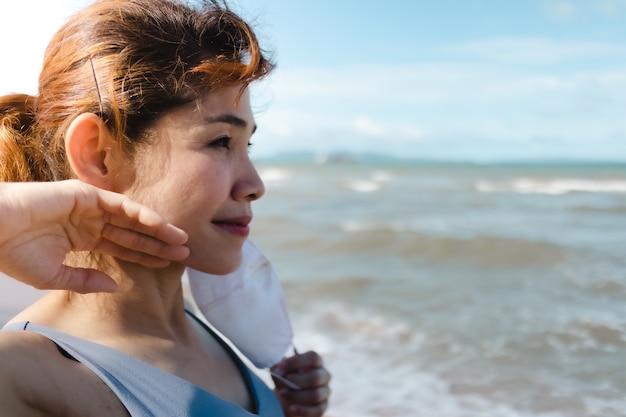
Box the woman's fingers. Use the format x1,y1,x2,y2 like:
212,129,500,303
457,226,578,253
279,384,331,406
287,367,331,392
39,265,118,294
100,223,190,262
273,351,332,417
279,351,326,375
0,181,190,294
93,238,187,268
98,190,188,246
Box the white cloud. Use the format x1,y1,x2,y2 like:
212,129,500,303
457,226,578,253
252,36,626,159
591,0,626,16
542,1,579,20
352,117,425,141
542,0,626,20
268,62,626,113
353,117,386,137
448,37,625,64
266,37,626,115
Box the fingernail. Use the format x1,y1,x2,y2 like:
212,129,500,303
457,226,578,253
101,280,119,293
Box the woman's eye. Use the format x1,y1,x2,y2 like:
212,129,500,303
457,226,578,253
210,136,231,149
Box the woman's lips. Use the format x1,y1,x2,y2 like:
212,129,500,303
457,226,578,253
212,217,251,237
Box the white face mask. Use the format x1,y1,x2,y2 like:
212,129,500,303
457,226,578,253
185,239,294,369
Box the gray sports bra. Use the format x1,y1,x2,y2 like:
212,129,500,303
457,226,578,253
3,313,284,417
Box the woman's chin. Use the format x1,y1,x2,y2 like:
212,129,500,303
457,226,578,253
186,254,242,276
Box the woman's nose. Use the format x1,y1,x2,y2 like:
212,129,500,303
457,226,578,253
235,157,265,202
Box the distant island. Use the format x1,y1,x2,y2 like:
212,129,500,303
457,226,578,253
253,151,626,167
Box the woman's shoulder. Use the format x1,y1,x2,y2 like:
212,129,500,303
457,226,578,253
0,328,61,374
0,330,64,415
0,329,129,416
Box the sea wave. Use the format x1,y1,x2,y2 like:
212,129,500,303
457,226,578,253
292,303,589,417
252,162,626,417
475,178,626,195
341,180,382,193
339,170,395,193
257,167,293,182
571,205,626,214
334,225,569,267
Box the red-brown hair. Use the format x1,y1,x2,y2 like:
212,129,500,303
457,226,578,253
0,0,273,182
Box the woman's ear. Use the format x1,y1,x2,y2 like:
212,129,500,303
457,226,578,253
65,113,121,189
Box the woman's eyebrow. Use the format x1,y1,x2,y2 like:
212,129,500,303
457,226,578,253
204,114,257,133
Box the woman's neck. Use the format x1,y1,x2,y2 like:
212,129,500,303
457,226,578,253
13,258,194,345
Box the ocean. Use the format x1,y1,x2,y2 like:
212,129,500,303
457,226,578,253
250,160,626,417
1,160,624,417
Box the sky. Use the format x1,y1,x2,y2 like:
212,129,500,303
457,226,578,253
1,0,625,161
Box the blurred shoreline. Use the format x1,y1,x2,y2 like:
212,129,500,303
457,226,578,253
0,274,46,325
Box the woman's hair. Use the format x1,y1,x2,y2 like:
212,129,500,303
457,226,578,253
0,0,273,182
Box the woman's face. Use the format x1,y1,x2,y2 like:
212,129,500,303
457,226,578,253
122,85,265,274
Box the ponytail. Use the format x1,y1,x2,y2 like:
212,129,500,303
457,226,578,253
0,94,51,182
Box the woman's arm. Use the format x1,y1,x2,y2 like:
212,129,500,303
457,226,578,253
0,180,189,293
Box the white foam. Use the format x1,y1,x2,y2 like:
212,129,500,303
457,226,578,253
341,221,408,233
371,170,394,183
584,396,626,417
476,178,626,195
341,170,395,193
258,167,292,182
291,303,568,417
344,180,381,193
341,221,377,232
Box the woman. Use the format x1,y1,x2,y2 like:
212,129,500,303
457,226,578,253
0,0,330,416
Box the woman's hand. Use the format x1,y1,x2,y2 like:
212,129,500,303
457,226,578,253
272,350,331,417
0,180,189,293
